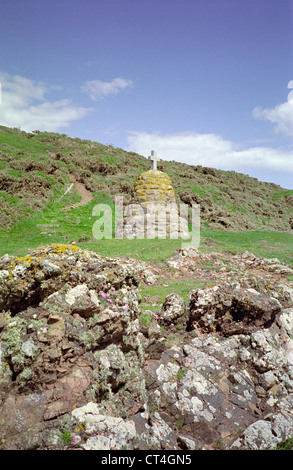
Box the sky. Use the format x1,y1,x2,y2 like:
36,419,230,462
0,0,292,188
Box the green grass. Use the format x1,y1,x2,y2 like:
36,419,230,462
139,276,204,310
1,211,293,270
272,189,293,200
81,238,183,264
191,185,207,197
0,128,59,155
61,431,72,445
275,436,293,450
201,229,293,268
0,191,20,205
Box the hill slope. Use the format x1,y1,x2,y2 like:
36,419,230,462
0,125,292,236
1,127,293,451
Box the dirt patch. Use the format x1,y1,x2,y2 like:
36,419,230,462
62,174,93,210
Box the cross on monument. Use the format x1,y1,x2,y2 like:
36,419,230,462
148,150,160,170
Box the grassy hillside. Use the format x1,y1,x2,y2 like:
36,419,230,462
0,125,292,265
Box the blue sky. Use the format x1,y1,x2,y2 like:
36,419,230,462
0,0,292,188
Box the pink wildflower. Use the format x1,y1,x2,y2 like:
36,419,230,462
150,312,159,320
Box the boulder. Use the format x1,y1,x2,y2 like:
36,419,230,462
160,293,187,326
188,283,282,336
71,402,137,450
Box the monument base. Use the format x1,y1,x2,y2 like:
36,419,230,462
115,202,190,240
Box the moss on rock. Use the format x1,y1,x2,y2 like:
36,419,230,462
133,170,176,206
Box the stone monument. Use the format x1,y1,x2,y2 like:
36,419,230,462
116,151,189,239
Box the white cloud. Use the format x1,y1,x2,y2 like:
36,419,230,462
0,73,92,132
82,77,133,101
128,83,293,180
128,131,232,164
252,80,293,137
127,130,293,174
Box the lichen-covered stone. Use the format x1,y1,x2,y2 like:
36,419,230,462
133,170,176,206
71,402,137,450
188,283,282,336
160,293,186,326
1,244,293,450
0,244,146,449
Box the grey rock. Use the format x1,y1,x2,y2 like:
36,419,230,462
160,293,186,326
1,244,293,451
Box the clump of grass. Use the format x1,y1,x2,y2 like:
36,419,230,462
177,369,186,381
61,431,72,445
275,436,293,450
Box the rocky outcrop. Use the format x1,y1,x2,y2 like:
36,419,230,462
146,308,293,450
1,244,293,450
0,244,145,449
188,284,282,336
166,247,293,278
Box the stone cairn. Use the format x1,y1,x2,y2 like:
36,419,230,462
116,151,189,239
